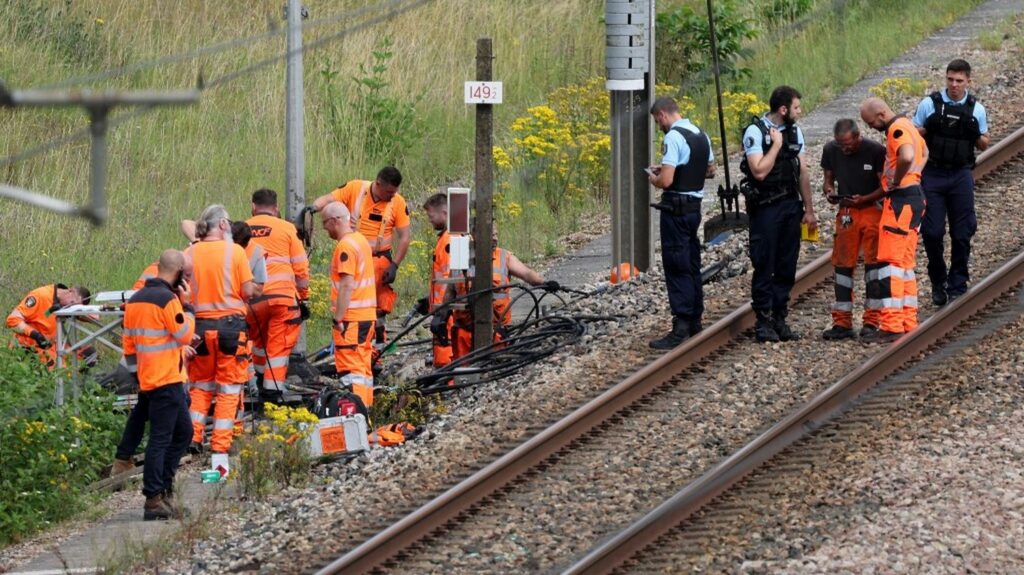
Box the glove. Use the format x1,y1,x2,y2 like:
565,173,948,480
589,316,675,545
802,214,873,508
541,280,561,291
430,311,451,346
298,300,311,321
414,297,429,316
30,330,51,349
381,261,399,285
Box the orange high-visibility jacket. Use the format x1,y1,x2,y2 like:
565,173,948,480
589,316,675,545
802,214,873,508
331,232,377,322
429,230,451,312
6,284,62,347
123,278,196,391
884,117,928,190
329,181,411,253
246,214,310,299
133,262,159,290
185,240,253,319
455,248,512,326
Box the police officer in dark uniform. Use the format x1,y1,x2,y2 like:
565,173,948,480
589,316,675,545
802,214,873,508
740,86,818,342
912,59,990,306
647,97,716,349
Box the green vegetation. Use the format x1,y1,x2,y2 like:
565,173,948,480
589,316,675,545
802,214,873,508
976,14,1024,53
0,347,122,544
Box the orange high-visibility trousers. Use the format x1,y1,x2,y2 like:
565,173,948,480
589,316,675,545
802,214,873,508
431,315,454,367
373,255,397,316
334,319,375,407
877,186,925,334
831,205,882,329
188,318,249,453
247,295,301,390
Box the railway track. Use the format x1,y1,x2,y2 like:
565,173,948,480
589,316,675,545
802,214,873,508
312,127,1024,575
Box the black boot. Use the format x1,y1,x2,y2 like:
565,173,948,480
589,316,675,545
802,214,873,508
754,311,780,343
773,311,799,341
649,317,692,350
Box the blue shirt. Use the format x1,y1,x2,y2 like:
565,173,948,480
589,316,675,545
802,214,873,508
912,89,988,134
742,114,805,157
660,119,714,197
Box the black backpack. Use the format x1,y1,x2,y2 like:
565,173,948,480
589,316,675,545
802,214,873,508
311,385,368,420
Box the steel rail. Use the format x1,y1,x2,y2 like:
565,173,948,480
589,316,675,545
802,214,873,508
316,124,1023,575
315,253,831,574
561,127,1024,575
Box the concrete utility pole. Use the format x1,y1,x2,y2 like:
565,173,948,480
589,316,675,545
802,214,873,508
471,38,495,350
285,0,307,223
0,88,198,224
285,0,308,353
606,0,654,272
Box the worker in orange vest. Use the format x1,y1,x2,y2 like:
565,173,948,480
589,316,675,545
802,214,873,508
445,225,555,361
245,188,310,395
421,193,455,367
312,166,411,350
7,283,91,367
321,202,378,407
183,205,257,454
859,97,928,343
120,249,195,520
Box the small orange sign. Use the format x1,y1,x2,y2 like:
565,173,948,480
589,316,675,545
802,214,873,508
319,426,347,454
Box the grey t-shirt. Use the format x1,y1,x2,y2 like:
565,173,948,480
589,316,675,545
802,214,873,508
820,138,885,196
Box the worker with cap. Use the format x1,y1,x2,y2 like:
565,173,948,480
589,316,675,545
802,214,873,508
322,201,377,407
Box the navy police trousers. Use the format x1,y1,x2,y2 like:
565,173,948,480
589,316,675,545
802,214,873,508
921,165,977,297
749,197,803,314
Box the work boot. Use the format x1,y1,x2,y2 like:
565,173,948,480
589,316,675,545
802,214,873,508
754,311,780,343
109,457,135,478
858,324,879,338
143,493,175,521
822,325,855,340
861,329,902,344
649,317,692,350
689,320,703,335
773,312,800,342
187,442,203,456
932,287,948,307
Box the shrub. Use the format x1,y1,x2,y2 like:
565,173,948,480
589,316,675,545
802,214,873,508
656,0,758,90
869,77,929,111
234,403,318,501
0,347,122,544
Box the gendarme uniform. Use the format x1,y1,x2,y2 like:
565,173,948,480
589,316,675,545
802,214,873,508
656,118,713,342
912,89,988,301
740,114,805,340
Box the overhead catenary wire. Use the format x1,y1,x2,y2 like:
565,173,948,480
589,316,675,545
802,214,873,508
0,0,435,171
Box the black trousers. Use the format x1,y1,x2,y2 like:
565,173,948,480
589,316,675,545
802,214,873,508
748,197,803,314
660,203,704,322
141,383,192,498
921,165,977,297
115,393,149,460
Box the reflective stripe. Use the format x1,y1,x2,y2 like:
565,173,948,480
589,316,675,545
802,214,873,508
865,298,885,310
879,297,903,309
831,302,854,312
833,273,854,289
191,381,217,392
266,273,296,283
903,296,919,308
341,373,374,387
135,341,182,353
267,356,289,368
171,323,191,340
878,266,913,280
265,255,290,264
123,327,171,337
349,298,376,309
295,278,309,289
493,292,511,301
190,411,207,423
218,383,243,395
355,278,375,289
252,347,267,358
213,419,235,430
254,364,266,374
122,354,139,373
865,269,880,281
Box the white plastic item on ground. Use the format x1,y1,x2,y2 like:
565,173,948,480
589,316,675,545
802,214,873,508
307,414,370,457
211,453,230,478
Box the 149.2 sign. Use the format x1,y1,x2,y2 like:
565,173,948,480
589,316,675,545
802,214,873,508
464,81,503,104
